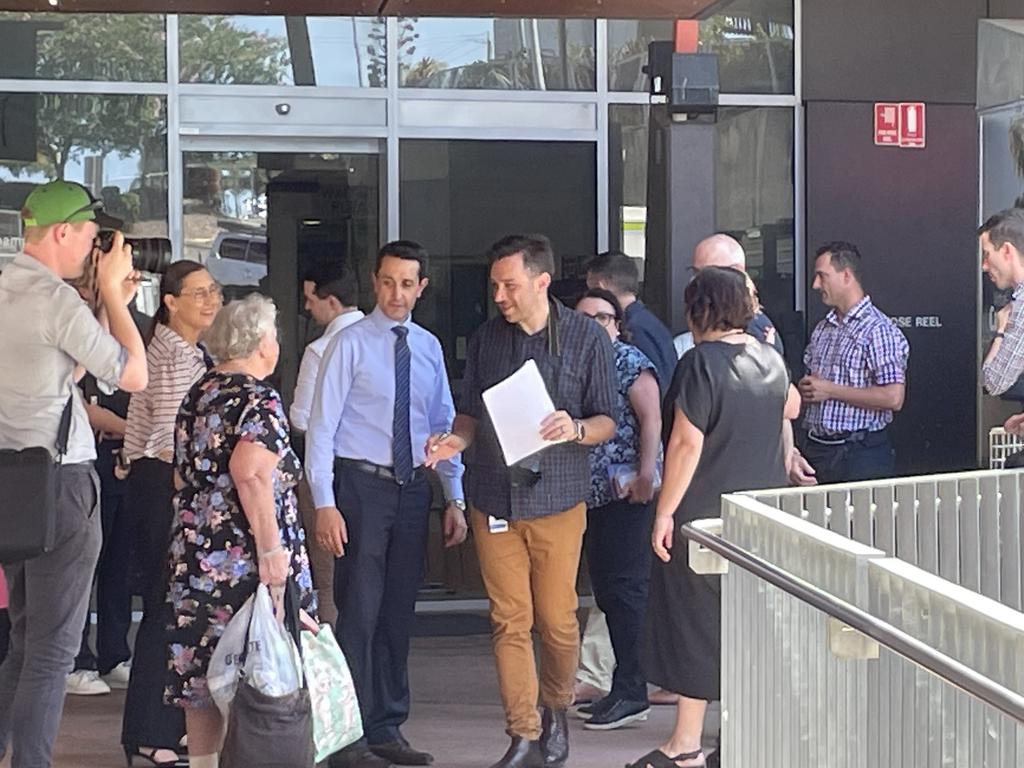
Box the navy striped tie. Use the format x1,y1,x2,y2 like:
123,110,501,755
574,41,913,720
391,325,413,484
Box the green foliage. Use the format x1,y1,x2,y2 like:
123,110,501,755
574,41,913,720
0,13,290,180
178,15,289,84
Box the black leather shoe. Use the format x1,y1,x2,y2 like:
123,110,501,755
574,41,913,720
370,737,434,766
539,707,569,767
487,737,543,768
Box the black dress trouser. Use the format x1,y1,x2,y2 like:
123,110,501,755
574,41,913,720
331,461,431,748
585,498,654,703
75,440,133,675
121,458,186,751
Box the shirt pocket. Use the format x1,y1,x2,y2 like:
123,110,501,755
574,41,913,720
554,366,585,411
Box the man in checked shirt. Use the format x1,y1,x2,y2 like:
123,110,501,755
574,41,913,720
795,241,909,484
980,209,1024,405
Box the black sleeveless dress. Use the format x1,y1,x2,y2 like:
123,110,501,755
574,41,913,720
643,339,788,700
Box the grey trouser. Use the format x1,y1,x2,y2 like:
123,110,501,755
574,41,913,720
0,464,102,768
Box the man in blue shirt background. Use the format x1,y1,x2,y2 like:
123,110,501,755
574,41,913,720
306,241,467,768
586,251,677,393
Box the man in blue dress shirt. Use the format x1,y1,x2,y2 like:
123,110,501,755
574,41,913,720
306,241,467,768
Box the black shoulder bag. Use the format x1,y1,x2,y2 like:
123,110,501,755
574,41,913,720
0,395,74,562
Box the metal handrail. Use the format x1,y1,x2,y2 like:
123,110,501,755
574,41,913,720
681,522,1024,724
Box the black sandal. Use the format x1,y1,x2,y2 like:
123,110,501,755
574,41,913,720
625,748,704,768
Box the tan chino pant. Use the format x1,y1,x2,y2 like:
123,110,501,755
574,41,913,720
472,502,587,740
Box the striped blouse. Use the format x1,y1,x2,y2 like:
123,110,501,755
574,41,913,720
123,323,209,463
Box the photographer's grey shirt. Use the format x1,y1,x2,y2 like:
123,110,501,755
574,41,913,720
0,253,127,464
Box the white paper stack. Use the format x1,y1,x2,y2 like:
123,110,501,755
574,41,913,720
481,359,567,466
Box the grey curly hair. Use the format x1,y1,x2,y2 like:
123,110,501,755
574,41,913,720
203,293,277,362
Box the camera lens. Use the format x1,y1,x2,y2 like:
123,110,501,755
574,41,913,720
128,238,173,275
96,230,173,275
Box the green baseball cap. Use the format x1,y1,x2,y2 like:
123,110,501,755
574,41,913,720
20,181,103,228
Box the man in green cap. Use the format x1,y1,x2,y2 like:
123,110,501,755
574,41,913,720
0,180,148,768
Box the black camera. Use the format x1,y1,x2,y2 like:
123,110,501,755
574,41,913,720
96,230,173,275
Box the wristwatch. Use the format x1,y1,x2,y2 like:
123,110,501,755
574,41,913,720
572,419,586,443
449,499,467,512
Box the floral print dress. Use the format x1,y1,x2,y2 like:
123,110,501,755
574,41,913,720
164,370,315,708
588,339,660,509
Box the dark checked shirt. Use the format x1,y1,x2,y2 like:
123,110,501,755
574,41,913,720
802,295,909,436
982,282,1024,396
459,300,618,521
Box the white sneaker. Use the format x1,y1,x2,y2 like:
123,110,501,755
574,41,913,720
101,661,131,689
65,669,111,696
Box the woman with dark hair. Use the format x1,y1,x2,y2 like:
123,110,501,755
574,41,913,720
121,261,222,767
574,288,662,731
628,267,801,768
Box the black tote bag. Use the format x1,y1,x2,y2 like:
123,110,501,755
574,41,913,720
0,396,73,562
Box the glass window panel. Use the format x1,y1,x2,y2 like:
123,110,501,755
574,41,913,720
608,104,794,315
179,16,386,87
247,239,268,265
0,93,168,313
218,238,248,262
183,151,379,304
0,93,168,239
400,139,596,378
0,13,166,81
399,17,595,91
608,0,794,94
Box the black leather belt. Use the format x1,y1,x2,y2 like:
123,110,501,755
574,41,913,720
808,428,885,446
336,457,423,485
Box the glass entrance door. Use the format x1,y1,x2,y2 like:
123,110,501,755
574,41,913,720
181,146,383,403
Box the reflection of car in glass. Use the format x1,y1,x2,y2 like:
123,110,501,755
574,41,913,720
204,232,267,287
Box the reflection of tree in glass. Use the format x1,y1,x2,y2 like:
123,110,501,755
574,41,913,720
0,13,290,181
178,16,290,83
699,15,793,94
608,14,793,94
367,16,414,87
402,45,595,90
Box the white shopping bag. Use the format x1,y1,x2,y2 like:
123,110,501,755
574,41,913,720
301,624,363,762
208,583,303,716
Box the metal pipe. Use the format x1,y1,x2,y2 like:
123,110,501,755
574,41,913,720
680,522,1024,723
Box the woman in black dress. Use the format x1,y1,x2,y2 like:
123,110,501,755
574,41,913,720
629,267,801,768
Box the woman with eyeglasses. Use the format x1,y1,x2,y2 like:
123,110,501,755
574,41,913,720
574,288,663,731
120,261,222,767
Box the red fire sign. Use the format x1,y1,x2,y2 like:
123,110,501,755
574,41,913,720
899,102,926,148
874,103,900,146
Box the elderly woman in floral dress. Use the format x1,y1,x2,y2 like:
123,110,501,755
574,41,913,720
162,294,315,768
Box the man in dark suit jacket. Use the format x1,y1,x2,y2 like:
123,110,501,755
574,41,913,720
586,251,677,393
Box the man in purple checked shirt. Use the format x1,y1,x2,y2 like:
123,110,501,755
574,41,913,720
795,241,910,485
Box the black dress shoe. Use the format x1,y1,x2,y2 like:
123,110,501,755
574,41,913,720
328,745,394,768
539,707,569,767
370,737,434,766
487,737,543,768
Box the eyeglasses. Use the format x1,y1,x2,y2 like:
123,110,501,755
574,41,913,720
178,284,223,302
582,311,616,326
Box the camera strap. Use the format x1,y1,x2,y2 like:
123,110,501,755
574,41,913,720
55,392,74,468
